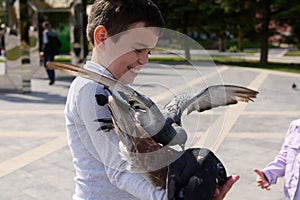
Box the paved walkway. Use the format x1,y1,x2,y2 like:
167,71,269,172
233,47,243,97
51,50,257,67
1,52,300,199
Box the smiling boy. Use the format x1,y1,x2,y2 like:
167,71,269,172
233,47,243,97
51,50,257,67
64,0,238,199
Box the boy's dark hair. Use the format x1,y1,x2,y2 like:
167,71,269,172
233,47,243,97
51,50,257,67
87,0,165,46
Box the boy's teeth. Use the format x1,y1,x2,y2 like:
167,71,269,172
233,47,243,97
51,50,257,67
130,68,138,73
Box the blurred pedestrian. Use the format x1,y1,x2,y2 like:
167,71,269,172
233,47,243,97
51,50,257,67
40,21,61,85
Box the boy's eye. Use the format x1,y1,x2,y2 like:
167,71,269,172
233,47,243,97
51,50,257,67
135,49,151,55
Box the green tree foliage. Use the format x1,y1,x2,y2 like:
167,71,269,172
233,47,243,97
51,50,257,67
219,0,256,51
255,0,272,64
155,0,300,64
197,0,228,52
154,0,202,59
254,0,300,64
271,0,300,48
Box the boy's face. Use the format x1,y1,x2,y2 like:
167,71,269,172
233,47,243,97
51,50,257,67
96,22,159,84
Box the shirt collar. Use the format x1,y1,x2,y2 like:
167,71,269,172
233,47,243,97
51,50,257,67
84,61,115,80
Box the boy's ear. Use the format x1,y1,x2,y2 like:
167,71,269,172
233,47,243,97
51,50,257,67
94,25,108,46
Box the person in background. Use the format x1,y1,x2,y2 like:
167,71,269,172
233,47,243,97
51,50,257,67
40,21,58,85
254,118,300,200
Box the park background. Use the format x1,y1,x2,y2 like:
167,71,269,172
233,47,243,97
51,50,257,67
1,1,300,200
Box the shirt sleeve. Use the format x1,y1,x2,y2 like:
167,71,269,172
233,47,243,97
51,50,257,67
261,121,299,185
75,80,167,200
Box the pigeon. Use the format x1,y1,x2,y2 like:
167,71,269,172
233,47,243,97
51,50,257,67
47,61,258,200
167,148,227,200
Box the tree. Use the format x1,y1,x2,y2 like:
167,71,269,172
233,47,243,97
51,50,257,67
155,0,300,63
255,0,272,64
255,0,300,64
219,0,256,51
156,0,231,53
155,0,203,60
0,3,4,24
197,0,229,52
271,0,300,48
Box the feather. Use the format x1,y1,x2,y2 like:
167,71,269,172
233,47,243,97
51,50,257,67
108,89,177,188
185,85,258,114
163,85,258,119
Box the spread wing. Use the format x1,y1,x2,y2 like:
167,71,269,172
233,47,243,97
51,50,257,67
163,85,258,124
46,61,155,108
184,85,258,114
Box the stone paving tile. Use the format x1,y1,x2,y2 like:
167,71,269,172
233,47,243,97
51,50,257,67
1,62,300,200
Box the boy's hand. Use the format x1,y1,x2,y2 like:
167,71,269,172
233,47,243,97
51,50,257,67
213,174,240,200
253,168,271,190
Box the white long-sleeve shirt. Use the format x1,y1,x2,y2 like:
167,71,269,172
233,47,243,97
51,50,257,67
64,61,166,200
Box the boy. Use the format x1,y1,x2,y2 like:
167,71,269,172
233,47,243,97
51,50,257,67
65,0,238,199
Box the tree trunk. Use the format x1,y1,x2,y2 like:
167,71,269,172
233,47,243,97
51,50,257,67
259,0,271,64
184,37,191,61
260,37,269,64
183,11,191,60
237,26,244,52
218,31,226,52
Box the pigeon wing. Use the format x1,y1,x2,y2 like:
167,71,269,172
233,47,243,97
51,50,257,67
183,85,258,115
108,90,171,188
46,61,155,108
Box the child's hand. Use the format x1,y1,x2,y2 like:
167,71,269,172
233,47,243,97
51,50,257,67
253,168,271,190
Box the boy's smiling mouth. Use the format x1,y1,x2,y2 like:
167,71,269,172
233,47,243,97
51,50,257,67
128,66,140,74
